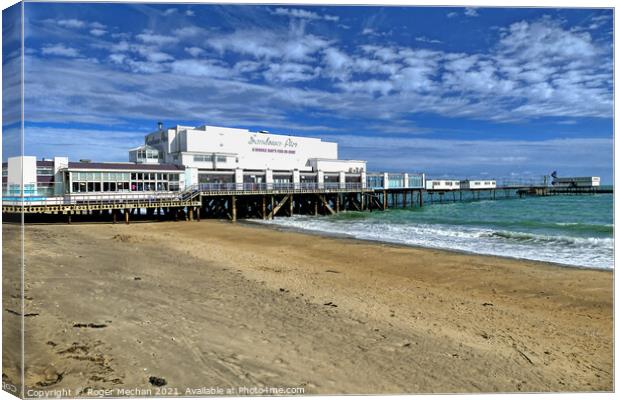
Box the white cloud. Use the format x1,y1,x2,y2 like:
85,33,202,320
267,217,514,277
125,59,167,74
263,62,320,83
173,26,206,38
447,12,458,18
271,7,339,22
41,44,80,57
184,46,205,57
498,18,600,61
186,9,195,17
162,8,177,16
415,36,442,44
323,47,353,81
57,19,85,28
206,28,330,62
146,51,174,63
109,54,126,64
170,59,231,78
90,28,107,37
464,8,479,17
136,31,179,46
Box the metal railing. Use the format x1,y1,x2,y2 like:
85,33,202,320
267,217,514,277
2,182,368,207
193,182,364,192
2,191,186,207
497,178,549,188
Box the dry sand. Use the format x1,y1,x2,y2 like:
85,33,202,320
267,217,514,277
2,219,613,395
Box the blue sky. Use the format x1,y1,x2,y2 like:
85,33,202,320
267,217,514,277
2,2,614,182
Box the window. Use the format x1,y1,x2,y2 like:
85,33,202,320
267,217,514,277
193,155,214,162
36,167,54,176
216,156,227,163
2,169,7,177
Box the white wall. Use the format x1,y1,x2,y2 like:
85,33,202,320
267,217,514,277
54,157,69,195
7,156,37,195
165,125,339,171
425,180,461,190
460,180,496,189
308,159,366,173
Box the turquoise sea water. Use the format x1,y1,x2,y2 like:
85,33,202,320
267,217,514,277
263,193,614,269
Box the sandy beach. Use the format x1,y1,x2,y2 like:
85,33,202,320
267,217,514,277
2,219,613,395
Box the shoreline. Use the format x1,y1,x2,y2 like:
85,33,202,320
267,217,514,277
243,218,615,272
14,215,616,271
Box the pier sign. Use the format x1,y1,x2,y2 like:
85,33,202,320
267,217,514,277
249,135,298,155
248,135,298,148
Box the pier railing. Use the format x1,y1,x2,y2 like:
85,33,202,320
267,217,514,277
193,182,365,192
2,182,369,207
497,178,549,188
2,191,188,207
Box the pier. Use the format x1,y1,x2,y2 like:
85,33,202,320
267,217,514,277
2,177,611,224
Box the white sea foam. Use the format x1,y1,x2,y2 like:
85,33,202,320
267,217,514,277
259,215,614,270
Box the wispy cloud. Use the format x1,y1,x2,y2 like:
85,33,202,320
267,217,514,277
464,7,479,17
415,36,442,44
270,7,339,22
41,43,80,57
57,19,85,28
89,28,107,37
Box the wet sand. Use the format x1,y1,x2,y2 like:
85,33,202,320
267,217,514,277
2,219,613,395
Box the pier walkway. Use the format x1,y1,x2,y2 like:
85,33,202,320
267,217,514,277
3,179,610,223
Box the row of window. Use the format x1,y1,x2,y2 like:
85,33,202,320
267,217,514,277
72,172,130,181
193,155,227,163
134,150,160,160
37,167,54,176
70,172,180,181
71,181,180,193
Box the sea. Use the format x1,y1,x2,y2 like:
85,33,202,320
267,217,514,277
261,192,614,270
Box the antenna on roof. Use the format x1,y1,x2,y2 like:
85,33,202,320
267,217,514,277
157,121,163,131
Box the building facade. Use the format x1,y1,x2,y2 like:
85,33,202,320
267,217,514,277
2,123,371,197
425,179,461,190
460,180,497,189
141,124,365,173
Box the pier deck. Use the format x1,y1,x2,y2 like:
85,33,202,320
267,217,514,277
3,182,610,223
